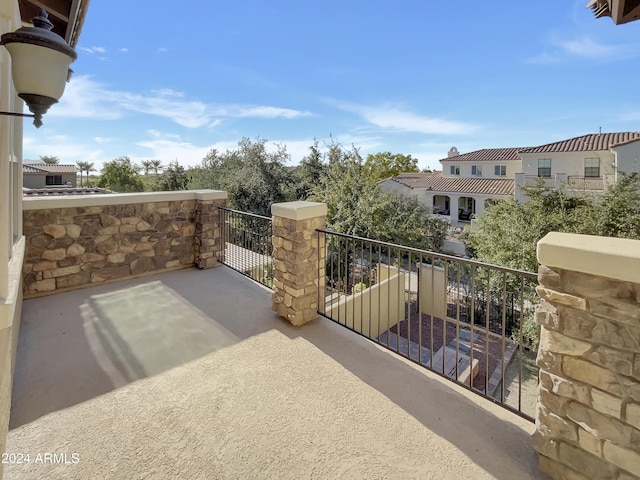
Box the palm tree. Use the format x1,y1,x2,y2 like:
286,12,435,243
85,162,96,186
40,155,60,164
76,160,88,186
141,160,153,176
150,159,163,175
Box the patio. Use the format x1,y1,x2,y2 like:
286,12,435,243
6,266,542,479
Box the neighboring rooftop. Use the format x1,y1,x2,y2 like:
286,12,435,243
22,163,77,174
439,147,526,163
520,132,640,154
390,172,515,196
23,187,114,197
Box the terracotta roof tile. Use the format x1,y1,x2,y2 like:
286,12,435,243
519,132,640,154
390,172,514,196
439,147,526,163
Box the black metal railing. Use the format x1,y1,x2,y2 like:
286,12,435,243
567,176,604,190
523,176,555,188
317,229,539,421
219,207,273,288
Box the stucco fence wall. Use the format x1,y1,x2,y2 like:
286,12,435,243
535,232,640,480
22,190,226,297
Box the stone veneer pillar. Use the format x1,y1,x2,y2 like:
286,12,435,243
271,201,327,326
194,192,227,269
535,232,640,480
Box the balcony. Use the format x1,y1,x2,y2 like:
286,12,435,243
521,175,605,191
6,266,541,479
7,192,640,480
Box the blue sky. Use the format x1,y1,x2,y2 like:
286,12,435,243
23,0,640,171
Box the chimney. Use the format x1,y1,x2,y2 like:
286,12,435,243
448,146,459,158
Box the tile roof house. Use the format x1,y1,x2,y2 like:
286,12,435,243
22,163,77,188
383,132,640,223
515,132,640,201
381,147,523,224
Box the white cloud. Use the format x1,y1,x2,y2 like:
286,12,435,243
135,139,214,167
94,136,114,144
559,36,620,59
23,134,107,165
50,75,312,128
527,36,636,63
233,106,311,119
119,48,128,53
79,46,106,55
156,47,169,54
50,76,123,120
331,101,477,135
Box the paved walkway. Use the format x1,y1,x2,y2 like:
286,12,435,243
7,267,544,479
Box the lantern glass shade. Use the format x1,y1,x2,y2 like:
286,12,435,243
3,41,73,101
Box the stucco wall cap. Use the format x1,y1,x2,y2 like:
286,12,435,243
23,190,227,210
537,232,640,284
271,201,327,221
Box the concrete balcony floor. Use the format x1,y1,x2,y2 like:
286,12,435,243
7,267,544,479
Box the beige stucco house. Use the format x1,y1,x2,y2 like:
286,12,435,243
515,132,640,202
22,163,77,188
380,147,521,225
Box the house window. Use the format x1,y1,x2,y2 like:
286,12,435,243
584,158,600,178
450,165,460,175
471,165,482,176
46,175,63,185
494,165,506,176
538,159,551,178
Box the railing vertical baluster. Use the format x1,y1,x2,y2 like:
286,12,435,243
470,266,476,389
436,255,440,368
368,241,373,342
308,228,537,422
519,276,525,414
485,270,491,395
417,253,422,365
407,251,412,359
500,273,508,402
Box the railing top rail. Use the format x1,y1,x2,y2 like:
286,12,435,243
317,228,537,279
219,206,271,221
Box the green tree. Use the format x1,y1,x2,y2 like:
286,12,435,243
311,144,383,238
311,143,446,250
155,161,190,191
464,187,592,273
377,193,448,251
289,140,327,200
98,156,144,192
189,138,294,216
584,172,640,238
362,152,419,181
40,155,60,164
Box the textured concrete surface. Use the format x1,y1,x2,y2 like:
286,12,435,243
6,267,544,479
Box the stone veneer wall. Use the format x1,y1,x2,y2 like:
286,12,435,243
271,201,327,326
22,190,226,297
535,232,640,480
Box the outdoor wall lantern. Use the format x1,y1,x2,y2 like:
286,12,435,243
0,9,77,128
